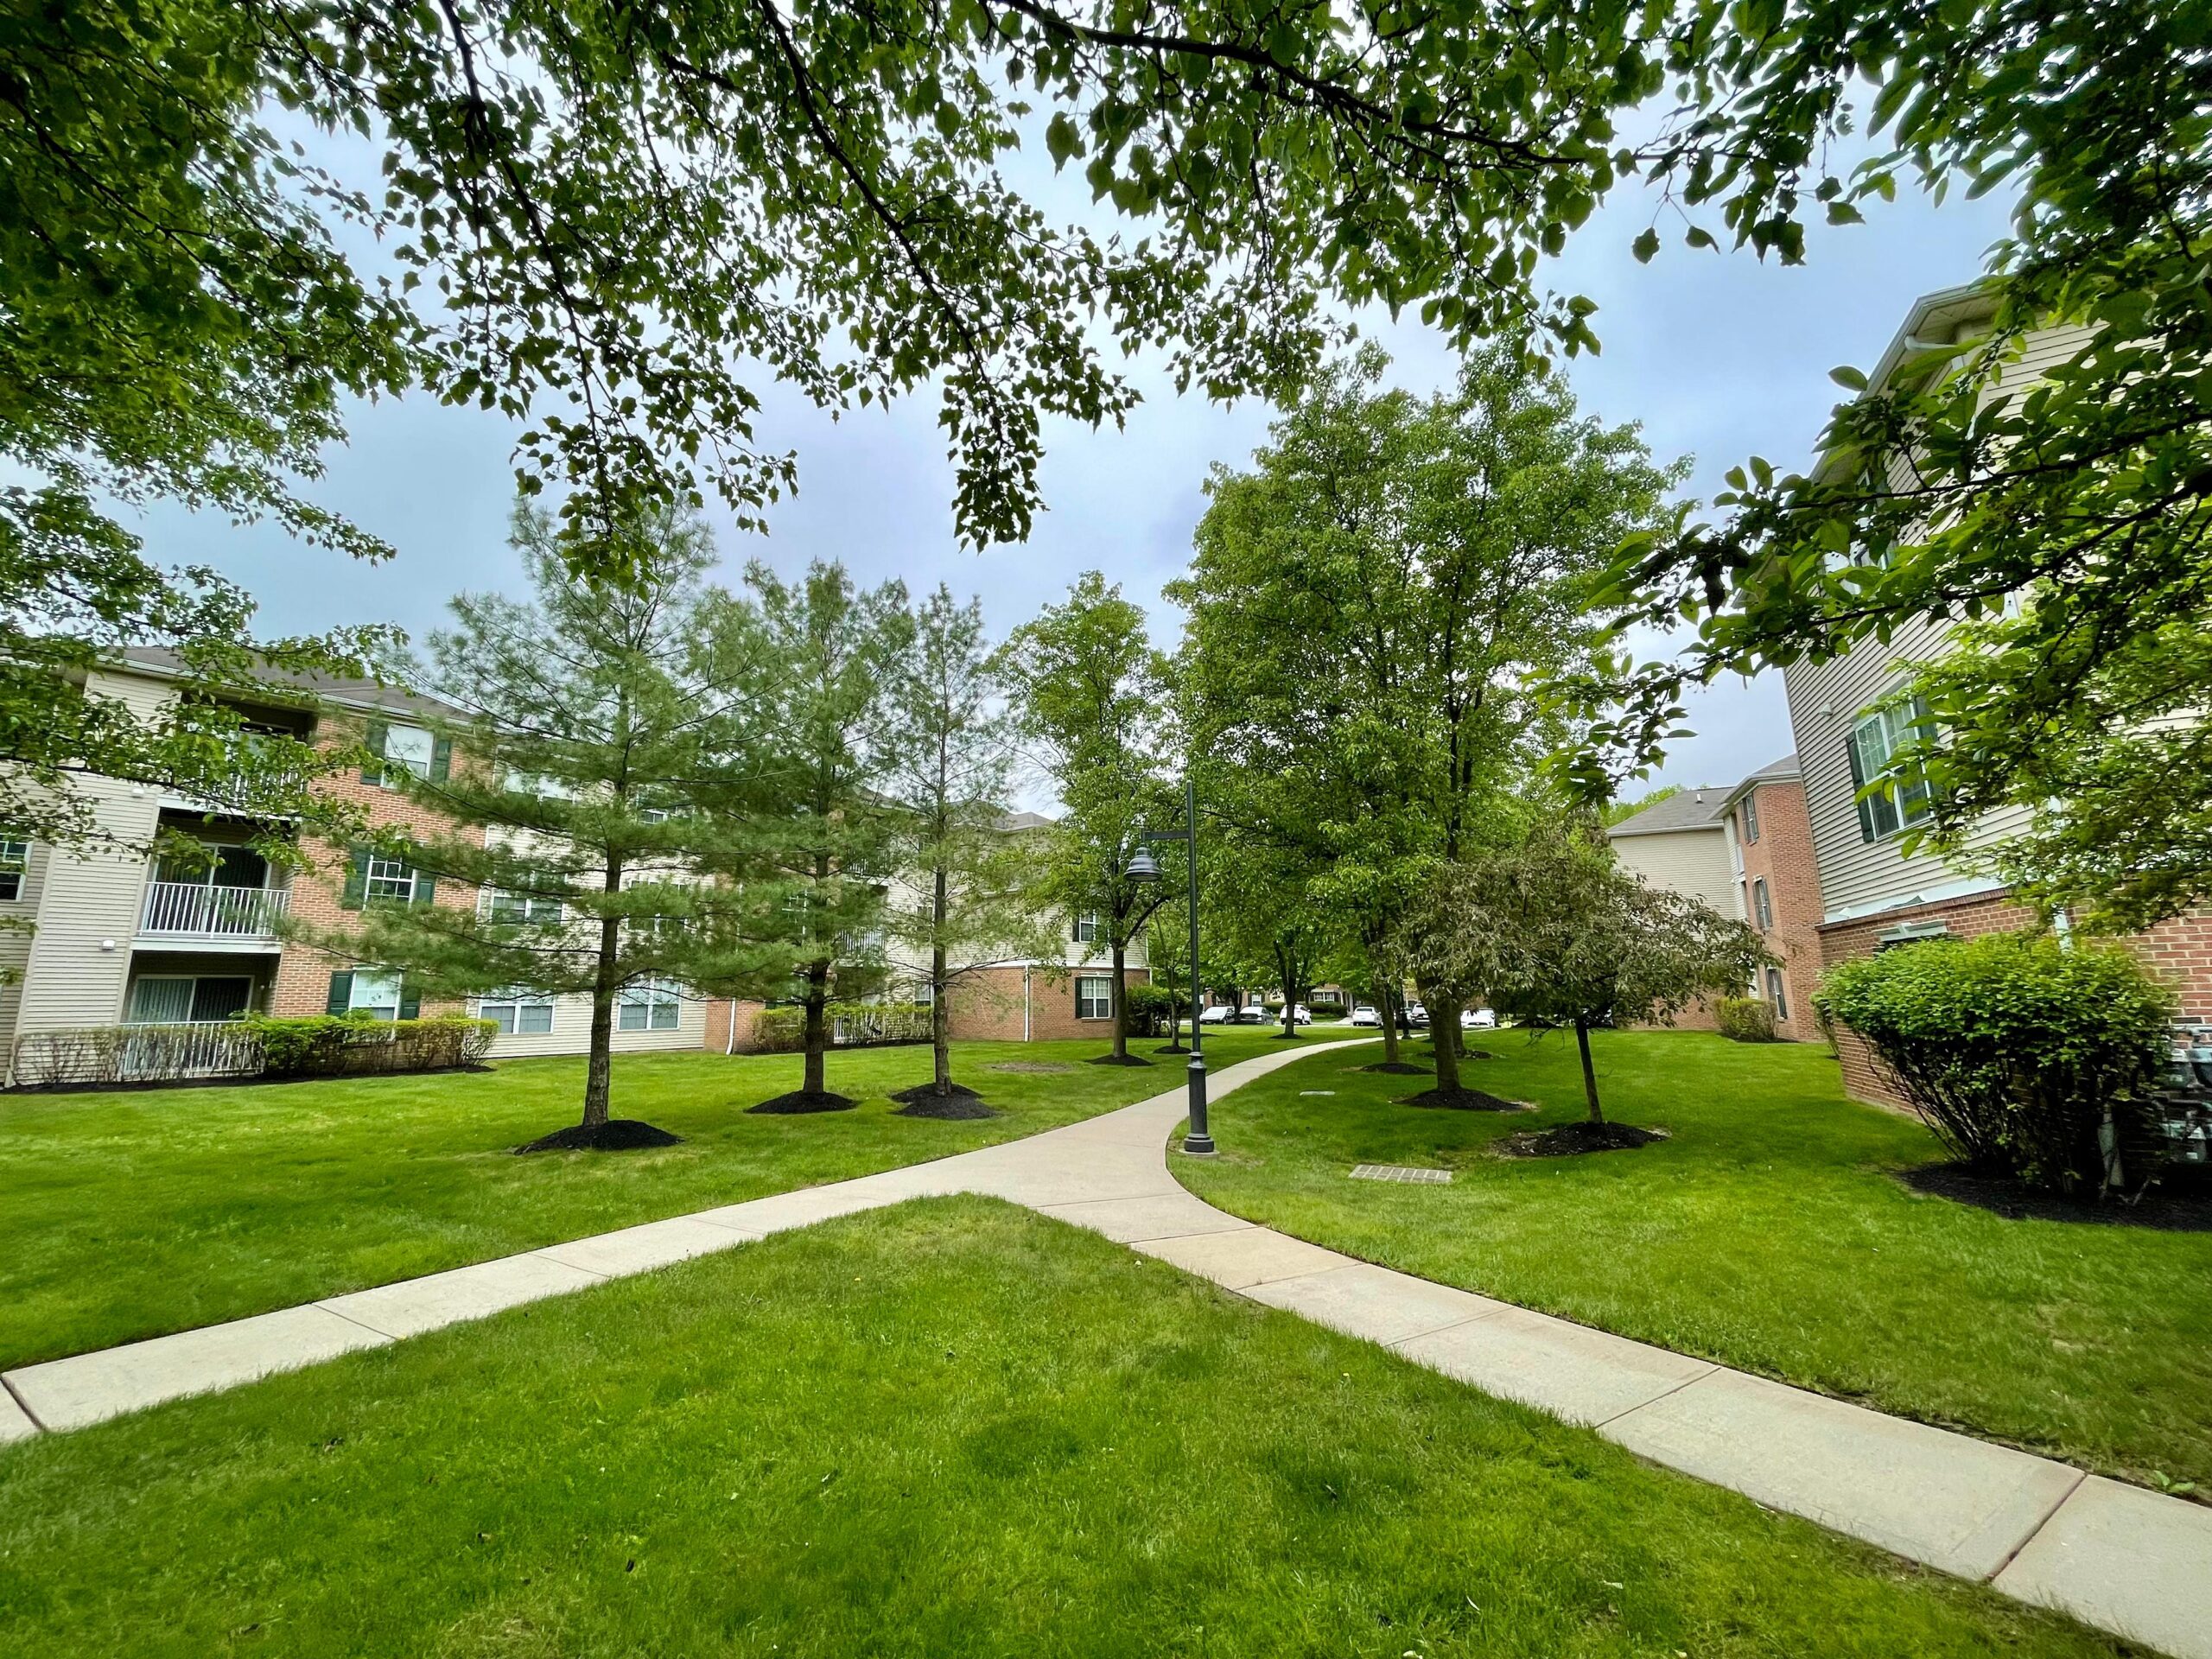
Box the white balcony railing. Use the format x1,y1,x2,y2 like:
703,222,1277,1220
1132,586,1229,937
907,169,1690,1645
139,881,289,938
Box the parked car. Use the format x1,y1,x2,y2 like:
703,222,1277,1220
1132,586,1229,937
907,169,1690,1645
1347,1005,1381,1027
1461,1007,1498,1030
1405,1001,1429,1028
1198,1004,1235,1025
1275,1004,1314,1025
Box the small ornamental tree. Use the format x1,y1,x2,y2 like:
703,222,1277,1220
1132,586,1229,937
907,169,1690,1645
1410,823,1768,1122
1815,932,2177,1195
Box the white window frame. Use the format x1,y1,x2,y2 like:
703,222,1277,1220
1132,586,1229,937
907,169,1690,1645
1074,910,1101,944
477,989,556,1035
1752,877,1773,931
380,723,435,784
1075,974,1114,1021
128,973,253,1025
1851,704,1936,841
617,977,682,1032
1766,966,1789,1023
365,855,417,904
486,887,563,925
1740,792,1761,845
0,836,26,902
348,968,404,1020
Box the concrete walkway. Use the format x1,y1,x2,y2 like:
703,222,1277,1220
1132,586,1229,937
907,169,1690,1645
4,1039,2207,1656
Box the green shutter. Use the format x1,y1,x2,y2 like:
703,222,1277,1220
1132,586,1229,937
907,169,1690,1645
397,980,420,1021
411,866,436,906
360,721,388,785
1843,729,1878,843
325,971,353,1015
430,735,452,782
340,844,368,909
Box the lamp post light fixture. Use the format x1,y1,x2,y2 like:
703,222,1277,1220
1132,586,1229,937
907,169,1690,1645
1127,776,1212,1154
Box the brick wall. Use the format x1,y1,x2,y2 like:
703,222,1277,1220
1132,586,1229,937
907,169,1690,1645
270,729,483,1019
702,998,766,1053
944,963,1150,1043
1815,889,2212,1106
1739,779,1826,1041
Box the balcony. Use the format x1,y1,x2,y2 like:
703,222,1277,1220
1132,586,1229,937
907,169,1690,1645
139,881,290,941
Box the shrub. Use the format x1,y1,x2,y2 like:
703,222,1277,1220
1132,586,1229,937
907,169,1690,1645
1815,931,2177,1193
747,1001,931,1053
240,1014,497,1078
1124,982,1180,1035
1713,995,1777,1043
9,1014,497,1088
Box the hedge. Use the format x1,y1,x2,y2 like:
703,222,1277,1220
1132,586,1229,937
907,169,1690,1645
9,1014,496,1089
748,1001,932,1053
1713,995,1777,1043
1815,931,2176,1193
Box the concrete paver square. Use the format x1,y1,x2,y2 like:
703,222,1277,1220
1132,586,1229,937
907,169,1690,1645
320,1253,602,1340
1994,1476,2212,1659
1245,1262,1505,1346
1134,1226,1350,1289
4,1306,391,1431
690,1183,906,1236
535,1216,759,1278
1602,1366,2083,1579
1,1383,43,1442
1395,1305,1713,1427
1036,1191,1253,1243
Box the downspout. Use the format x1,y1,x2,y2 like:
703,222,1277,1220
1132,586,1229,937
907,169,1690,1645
1024,963,1033,1042
724,998,737,1056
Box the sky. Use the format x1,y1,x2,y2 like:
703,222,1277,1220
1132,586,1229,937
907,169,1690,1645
130,113,2014,803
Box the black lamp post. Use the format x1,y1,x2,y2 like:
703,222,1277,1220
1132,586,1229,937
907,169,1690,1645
1126,774,1211,1154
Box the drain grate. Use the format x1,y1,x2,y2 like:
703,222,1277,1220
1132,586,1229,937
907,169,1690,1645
1350,1163,1452,1185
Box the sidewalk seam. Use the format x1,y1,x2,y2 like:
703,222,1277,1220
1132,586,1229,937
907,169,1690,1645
1984,1466,2090,1584
2,1372,46,1433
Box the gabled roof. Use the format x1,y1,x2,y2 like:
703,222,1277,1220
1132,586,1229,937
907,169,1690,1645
1720,752,1800,811
111,645,467,721
1813,280,1998,485
995,810,1056,832
1605,787,1732,839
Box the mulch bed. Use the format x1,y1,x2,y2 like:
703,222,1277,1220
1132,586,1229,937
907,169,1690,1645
890,1082,1000,1121
1496,1122,1669,1158
988,1062,1074,1075
747,1090,858,1116
1087,1053,1154,1067
515,1118,683,1154
1395,1087,1532,1112
1900,1161,2212,1232
1154,1044,1189,1055
1358,1061,1432,1076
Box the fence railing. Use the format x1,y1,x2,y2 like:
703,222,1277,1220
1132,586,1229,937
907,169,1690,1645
140,881,289,938
830,1007,933,1048
10,1022,265,1087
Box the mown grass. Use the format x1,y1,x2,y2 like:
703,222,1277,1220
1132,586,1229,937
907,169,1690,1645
1176,1028,2212,1494
0,1198,2121,1658
0,1027,1324,1369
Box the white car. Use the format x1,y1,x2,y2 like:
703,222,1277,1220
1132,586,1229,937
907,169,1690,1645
1198,1004,1235,1026
1280,1004,1314,1026
1405,1001,1429,1027
1347,1004,1381,1027
1461,1007,1498,1030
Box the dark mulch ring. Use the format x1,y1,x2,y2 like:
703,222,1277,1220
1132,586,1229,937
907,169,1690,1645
889,1083,1000,1121
1087,1053,1154,1067
1154,1044,1189,1055
1358,1061,1432,1076
747,1090,858,1116
988,1062,1075,1076
1900,1161,2212,1232
515,1118,684,1154
1395,1086,1533,1113
1496,1122,1669,1159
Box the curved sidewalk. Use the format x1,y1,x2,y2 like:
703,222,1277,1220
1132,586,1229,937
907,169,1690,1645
4,1039,2207,1656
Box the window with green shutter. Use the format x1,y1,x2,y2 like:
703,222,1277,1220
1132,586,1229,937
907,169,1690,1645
1847,701,1937,842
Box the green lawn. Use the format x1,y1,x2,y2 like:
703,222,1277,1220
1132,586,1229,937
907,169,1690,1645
1176,1029,2212,1495
0,1028,1325,1370
0,1198,2119,1658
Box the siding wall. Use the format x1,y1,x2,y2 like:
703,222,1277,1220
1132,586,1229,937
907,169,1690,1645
1783,320,2097,925
0,840,52,1054
1610,825,1737,916
477,987,709,1059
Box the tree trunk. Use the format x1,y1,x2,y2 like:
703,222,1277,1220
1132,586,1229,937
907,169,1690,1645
1574,1020,1604,1123
1110,937,1129,1059
931,863,951,1095
1376,982,1402,1065
581,858,623,1127
803,957,830,1095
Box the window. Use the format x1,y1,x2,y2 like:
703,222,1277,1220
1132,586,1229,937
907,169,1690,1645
1740,793,1761,845
1073,910,1101,944
1753,878,1774,931
0,836,26,901
912,981,936,1007
348,969,404,1020
365,856,417,904
478,990,556,1035
1847,702,1936,842
1076,974,1113,1021
127,975,251,1024
618,977,681,1031
487,887,563,925
1766,966,1789,1023
1875,921,1949,952
379,723,435,783
155,841,268,891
